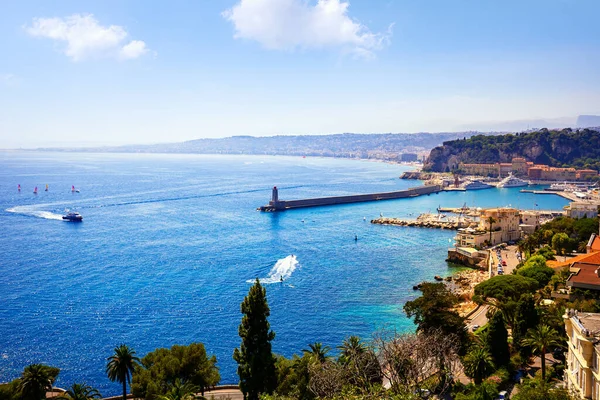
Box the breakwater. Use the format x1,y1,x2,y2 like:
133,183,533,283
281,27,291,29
371,216,471,230
258,185,441,211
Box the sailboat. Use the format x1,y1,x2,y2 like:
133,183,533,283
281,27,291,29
17,184,21,192
45,184,49,192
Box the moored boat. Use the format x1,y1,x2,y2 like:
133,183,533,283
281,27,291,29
497,173,529,188
463,180,494,190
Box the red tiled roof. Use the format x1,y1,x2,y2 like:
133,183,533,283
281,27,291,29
549,251,600,269
567,262,600,288
592,236,600,252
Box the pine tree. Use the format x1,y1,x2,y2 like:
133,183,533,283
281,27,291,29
233,279,276,400
486,312,510,367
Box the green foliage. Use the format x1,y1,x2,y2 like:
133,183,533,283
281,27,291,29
454,380,499,400
234,279,277,400
516,256,555,288
425,128,600,172
131,343,219,399
534,245,556,260
513,294,540,359
106,345,140,400
551,233,571,256
462,346,495,385
302,343,330,364
156,379,197,400
512,376,574,400
474,275,538,303
0,381,20,400
521,324,563,380
485,312,510,368
58,384,101,400
404,282,468,353
18,364,60,400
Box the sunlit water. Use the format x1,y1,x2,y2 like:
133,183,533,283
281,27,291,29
0,152,568,393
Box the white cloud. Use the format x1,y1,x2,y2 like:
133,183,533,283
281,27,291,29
119,40,148,60
25,14,151,61
222,0,392,57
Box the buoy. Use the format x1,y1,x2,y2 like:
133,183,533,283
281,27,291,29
33,186,38,194
17,184,21,192
354,234,358,241
45,184,49,191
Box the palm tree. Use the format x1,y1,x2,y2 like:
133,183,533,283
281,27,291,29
462,346,495,385
302,342,331,363
338,336,366,364
59,383,101,400
521,324,563,380
18,364,54,400
106,345,140,400
157,379,197,400
487,216,496,245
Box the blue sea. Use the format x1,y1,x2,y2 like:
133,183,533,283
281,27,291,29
0,151,569,393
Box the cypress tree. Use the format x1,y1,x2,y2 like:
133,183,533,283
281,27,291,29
233,279,276,400
486,312,510,367
513,294,539,358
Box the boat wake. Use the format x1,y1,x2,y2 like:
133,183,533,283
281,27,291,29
248,255,299,284
6,206,64,221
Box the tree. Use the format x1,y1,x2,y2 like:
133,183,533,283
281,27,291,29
516,256,555,288
18,364,59,400
404,282,468,352
337,336,382,390
485,312,509,368
233,278,277,400
131,343,220,399
551,232,570,256
474,275,538,303
302,343,330,364
106,344,140,400
156,380,197,400
462,346,495,385
487,216,496,245
58,384,101,400
512,376,574,400
521,324,563,380
513,294,540,359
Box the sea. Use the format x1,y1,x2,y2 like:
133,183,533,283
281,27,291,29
0,151,569,393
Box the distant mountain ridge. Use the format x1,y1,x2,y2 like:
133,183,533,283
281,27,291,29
423,128,600,172
39,132,501,161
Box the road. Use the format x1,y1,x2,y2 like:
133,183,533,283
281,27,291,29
465,245,521,331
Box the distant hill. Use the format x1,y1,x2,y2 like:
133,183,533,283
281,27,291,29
577,115,600,128
423,128,600,172
39,132,500,161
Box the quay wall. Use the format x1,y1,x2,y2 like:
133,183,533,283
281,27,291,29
262,185,441,211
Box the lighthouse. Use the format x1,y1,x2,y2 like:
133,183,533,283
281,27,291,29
271,186,279,203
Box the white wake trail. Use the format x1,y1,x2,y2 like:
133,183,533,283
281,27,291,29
248,255,299,284
6,206,64,221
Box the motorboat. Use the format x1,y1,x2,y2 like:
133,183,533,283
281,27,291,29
497,173,529,188
62,211,83,222
463,180,494,190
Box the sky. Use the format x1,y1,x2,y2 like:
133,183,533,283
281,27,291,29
1,0,600,148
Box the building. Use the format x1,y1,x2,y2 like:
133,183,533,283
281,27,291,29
400,153,418,162
566,202,599,219
564,310,600,399
459,157,596,181
566,252,600,292
588,234,600,254
520,210,541,235
578,170,599,180
454,208,521,248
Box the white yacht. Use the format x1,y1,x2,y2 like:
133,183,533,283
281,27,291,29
463,180,494,190
497,173,529,188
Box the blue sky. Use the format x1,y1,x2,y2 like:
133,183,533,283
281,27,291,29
1,0,599,147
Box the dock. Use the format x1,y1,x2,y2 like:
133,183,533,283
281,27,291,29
371,215,473,230
258,185,442,212
519,189,580,201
